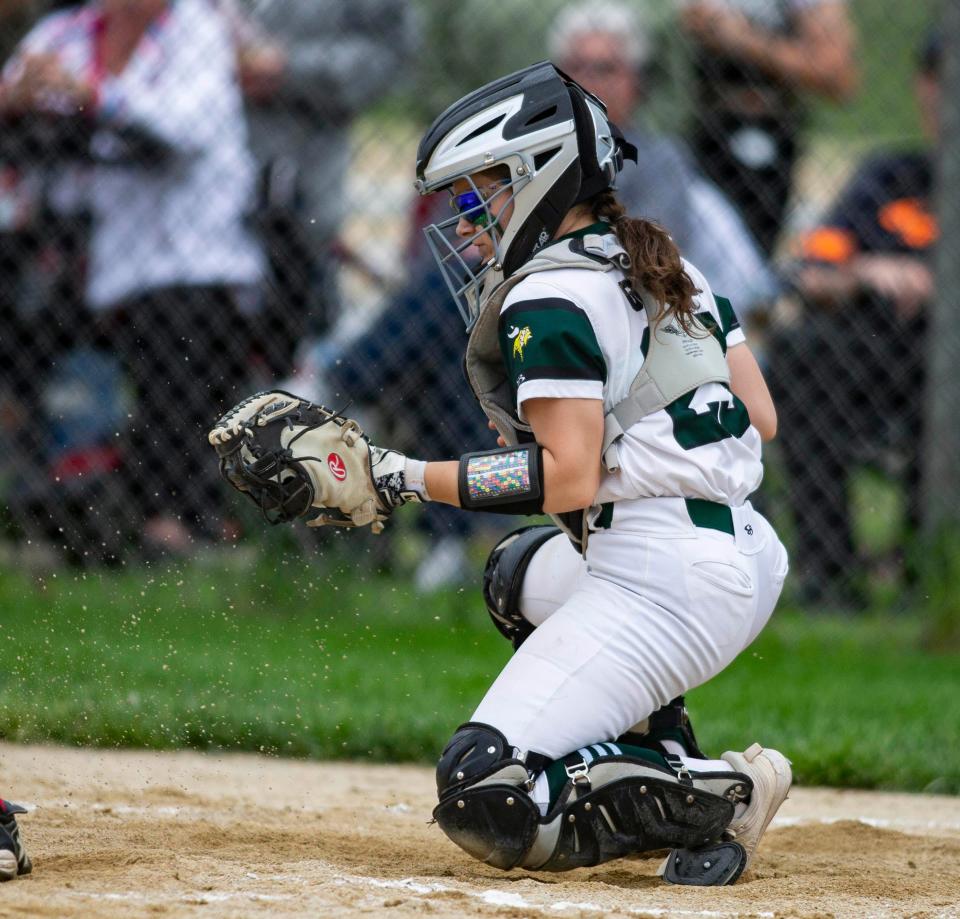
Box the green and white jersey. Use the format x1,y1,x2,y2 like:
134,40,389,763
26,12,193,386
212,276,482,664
497,231,763,507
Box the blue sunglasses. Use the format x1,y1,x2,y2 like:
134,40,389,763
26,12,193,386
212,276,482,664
450,180,510,227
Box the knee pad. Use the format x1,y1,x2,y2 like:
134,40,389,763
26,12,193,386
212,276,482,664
482,525,560,649
434,723,540,870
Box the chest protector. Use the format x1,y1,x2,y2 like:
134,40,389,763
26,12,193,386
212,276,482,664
463,232,730,552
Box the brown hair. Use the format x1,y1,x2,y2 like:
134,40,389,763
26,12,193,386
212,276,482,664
589,190,701,333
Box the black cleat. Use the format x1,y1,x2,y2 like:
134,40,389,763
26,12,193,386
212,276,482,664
0,801,32,881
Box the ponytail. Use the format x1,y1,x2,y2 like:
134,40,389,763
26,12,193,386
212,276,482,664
590,190,701,334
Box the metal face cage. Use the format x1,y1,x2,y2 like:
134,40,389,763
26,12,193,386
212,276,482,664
422,173,529,330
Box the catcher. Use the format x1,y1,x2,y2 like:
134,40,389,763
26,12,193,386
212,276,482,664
209,62,791,885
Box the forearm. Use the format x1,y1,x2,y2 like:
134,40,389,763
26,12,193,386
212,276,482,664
97,16,239,156
424,460,460,507
97,74,230,156
792,263,858,309
210,391,602,537
731,23,857,100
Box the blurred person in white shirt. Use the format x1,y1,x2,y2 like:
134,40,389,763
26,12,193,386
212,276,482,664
1,0,265,555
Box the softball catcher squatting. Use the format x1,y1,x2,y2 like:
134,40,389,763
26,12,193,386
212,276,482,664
209,62,792,886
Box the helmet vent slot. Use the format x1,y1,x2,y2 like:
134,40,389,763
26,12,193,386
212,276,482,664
458,113,508,146
533,147,560,171
525,105,558,127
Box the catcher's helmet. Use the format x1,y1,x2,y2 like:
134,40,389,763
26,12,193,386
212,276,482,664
415,61,636,329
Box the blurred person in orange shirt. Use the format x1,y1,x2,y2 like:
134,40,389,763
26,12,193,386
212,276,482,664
767,31,940,607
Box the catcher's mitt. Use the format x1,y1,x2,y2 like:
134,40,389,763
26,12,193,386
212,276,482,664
208,391,419,533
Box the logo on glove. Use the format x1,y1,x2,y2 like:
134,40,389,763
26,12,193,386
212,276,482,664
327,453,347,481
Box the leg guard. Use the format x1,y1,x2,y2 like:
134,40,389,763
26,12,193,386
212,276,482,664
434,723,540,870
482,525,560,650
523,752,751,871
433,725,752,874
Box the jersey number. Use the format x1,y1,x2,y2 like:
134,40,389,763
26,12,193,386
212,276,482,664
666,388,751,450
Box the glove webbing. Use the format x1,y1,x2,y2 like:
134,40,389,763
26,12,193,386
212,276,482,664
230,404,358,525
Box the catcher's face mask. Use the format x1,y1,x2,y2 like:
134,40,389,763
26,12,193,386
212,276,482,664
422,172,529,331
416,63,637,332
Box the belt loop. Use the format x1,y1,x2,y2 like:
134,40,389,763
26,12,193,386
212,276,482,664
684,498,734,536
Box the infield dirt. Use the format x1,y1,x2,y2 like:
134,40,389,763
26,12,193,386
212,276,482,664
1,742,958,918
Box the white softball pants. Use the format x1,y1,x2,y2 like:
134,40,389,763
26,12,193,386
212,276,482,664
471,498,789,759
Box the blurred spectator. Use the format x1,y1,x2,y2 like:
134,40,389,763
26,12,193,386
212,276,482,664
549,0,778,322
767,32,940,606
679,0,859,254
0,0,95,564
1,0,265,557
221,0,416,377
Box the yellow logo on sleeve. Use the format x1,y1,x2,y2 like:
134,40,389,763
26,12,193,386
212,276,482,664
508,325,533,361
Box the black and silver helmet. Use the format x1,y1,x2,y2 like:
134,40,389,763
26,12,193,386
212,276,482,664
415,61,636,329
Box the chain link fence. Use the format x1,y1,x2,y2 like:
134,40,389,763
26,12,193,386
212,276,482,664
0,0,950,611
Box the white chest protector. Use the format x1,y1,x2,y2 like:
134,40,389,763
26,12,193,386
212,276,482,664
463,233,731,551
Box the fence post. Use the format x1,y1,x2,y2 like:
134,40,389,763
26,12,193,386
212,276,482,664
922,8,960,533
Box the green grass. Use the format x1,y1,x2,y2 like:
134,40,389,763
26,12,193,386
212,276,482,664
697,612,959,793
0,552,957,793
0,554,507,761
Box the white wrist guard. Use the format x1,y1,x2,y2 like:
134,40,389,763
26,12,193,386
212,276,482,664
402,457,431,502
369,446,426,510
